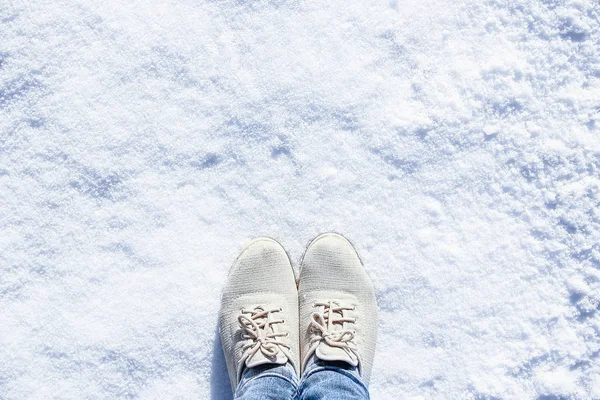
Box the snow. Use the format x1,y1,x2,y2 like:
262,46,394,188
1,0,599,398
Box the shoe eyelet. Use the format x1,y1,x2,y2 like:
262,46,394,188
279,307,283,312
352,305,356,311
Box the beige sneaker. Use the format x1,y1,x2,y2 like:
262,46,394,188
298,233,377,384
219,238,299,391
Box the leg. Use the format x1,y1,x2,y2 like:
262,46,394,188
219,238,301,399
235,364,298,400
297,233,377,400
298,356,369,400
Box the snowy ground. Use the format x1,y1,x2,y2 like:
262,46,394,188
1,0,600,398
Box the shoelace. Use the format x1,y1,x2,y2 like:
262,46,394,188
309,300,358,354
238,306,290,361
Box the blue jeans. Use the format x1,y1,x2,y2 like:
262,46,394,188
234,357,370,400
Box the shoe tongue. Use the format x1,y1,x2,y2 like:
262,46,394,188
315,342,359,366
245,349,288,369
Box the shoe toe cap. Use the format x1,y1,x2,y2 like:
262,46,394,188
300,233,370,289
304,233,362,268
226,237,295,293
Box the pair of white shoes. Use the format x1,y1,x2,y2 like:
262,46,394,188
219,233,378,391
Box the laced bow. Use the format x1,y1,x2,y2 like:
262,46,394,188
238,306,290,361
309,300,358,354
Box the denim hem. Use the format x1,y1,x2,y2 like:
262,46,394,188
235,370,298,392
300,365,370,398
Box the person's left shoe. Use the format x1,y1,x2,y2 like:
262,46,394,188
219,238,299,391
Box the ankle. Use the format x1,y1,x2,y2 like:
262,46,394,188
239,362,298,387
304,354,358,374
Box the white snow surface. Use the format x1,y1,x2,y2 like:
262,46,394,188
1,0,600,399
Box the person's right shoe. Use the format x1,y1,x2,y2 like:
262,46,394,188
219,238,299,392
298,233,378,384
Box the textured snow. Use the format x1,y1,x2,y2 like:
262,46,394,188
1,0,600,399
